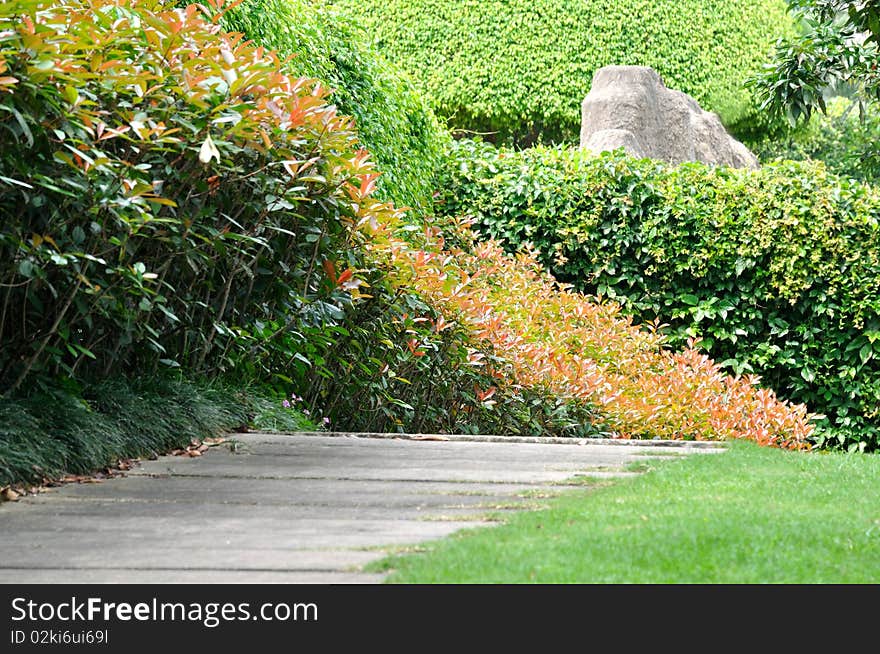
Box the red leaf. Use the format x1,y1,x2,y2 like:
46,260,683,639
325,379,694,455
322,259,336,283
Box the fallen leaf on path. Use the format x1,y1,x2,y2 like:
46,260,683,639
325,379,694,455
409,435,451,441
2,488,20,502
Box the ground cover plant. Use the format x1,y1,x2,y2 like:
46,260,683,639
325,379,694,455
0,376,314,486
437,139,880,451
372,441,880,583
331,0,793,144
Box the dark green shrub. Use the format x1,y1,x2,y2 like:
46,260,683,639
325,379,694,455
437,139,880,451
253,274,603,438
331,0,793,145
220,0,449,213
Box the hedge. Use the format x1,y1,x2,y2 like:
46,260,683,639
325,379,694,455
331,0,793,145
437,140,880,451
0,0,599,440
219,0,450,213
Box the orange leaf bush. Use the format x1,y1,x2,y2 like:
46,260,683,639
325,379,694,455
359,211,816,449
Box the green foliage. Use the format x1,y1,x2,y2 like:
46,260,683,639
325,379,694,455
751,96,880,181
752,1,880,124
219,0,449,212
331,0,793,145
263,279,604,437
437,139,880,451
0,0,601,445
0,0,377,391
0,376,254,486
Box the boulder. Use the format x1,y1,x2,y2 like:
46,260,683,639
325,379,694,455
579,66,759,169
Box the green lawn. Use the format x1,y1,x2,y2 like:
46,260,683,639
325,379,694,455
372,441,880,583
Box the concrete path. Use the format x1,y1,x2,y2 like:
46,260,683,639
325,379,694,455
0,432,722,583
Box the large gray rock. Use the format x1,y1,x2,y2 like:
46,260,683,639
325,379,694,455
580,66,759,169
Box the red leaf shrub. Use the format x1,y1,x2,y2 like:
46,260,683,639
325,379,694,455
360,215,816,449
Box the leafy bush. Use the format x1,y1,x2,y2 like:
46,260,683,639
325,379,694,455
273,270,604,438
0,0,373,389
331,0,793,145
0,0,600,442
437,140,880,451
0,0,815,462
750,96,880,182
219,0,449,213
364,213,815,449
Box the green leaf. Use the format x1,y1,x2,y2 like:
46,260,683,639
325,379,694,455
63,85,79,105
0,105,34,147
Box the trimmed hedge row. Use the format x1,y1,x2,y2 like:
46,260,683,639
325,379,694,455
331,0,793,145
437,140,880,450
220,0,449,213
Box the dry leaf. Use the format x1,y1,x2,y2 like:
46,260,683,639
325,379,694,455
2,488,20,502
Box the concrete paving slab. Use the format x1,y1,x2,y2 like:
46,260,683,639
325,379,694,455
0,432,721,583
9,495,530,518
0,546,386,571
0,569,384,583
0,516,493,548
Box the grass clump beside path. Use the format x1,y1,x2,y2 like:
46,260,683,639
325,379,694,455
372,442,880,583
0,377,314,487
